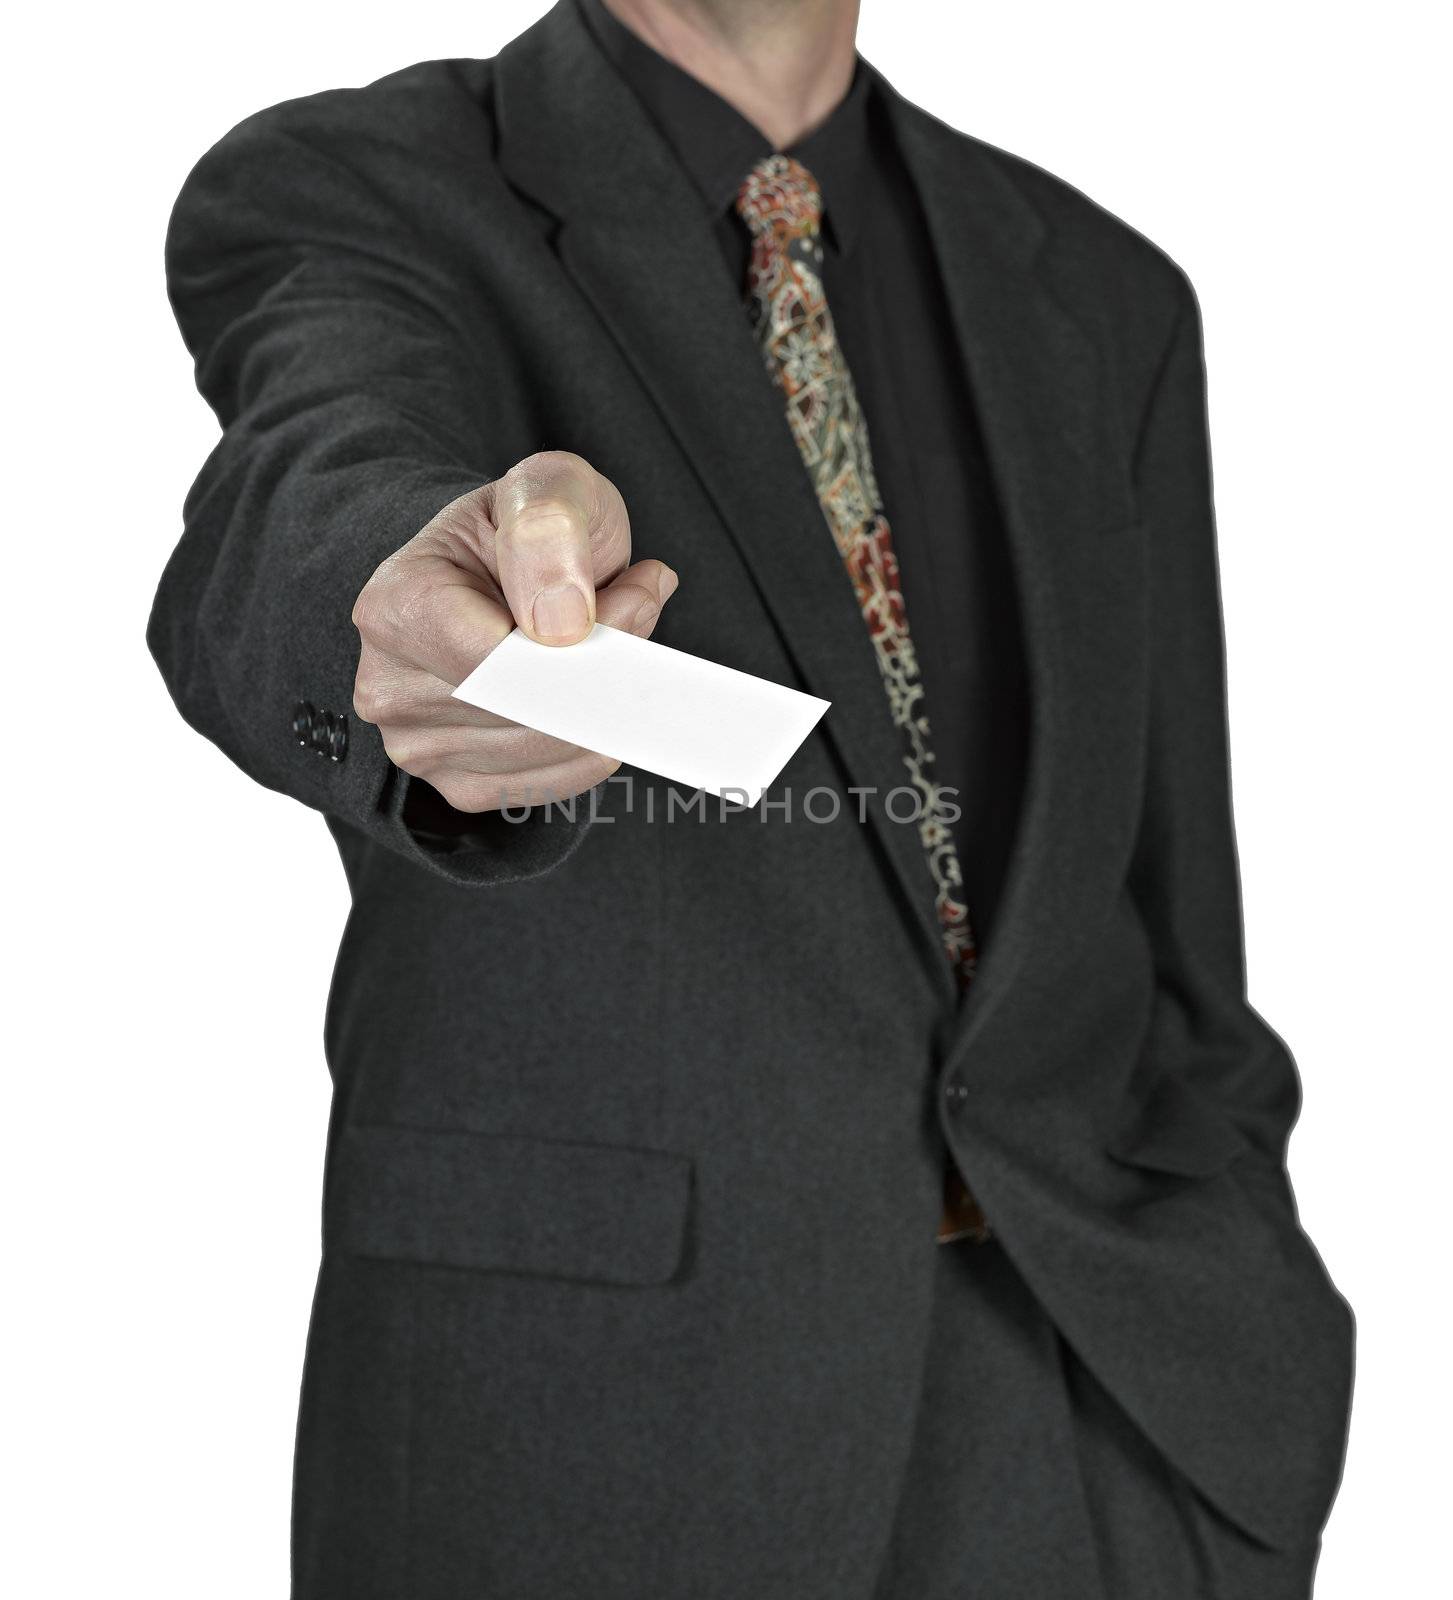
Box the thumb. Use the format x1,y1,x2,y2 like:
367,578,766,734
483,452,630,646
492,496,597,646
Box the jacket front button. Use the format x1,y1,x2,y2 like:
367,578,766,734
292,700,316,746
944,1078,970,1108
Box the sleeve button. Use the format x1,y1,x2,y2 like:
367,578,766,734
292,700,316,745
328,715,349,763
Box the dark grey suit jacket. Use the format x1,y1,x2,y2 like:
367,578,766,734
149,2,1353,1593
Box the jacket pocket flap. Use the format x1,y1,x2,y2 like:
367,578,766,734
1104,1069,1251,1178
327,1124,693,1287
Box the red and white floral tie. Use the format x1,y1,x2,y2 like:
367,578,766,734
737,154,987,1242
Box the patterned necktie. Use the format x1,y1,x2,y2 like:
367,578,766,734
736,154,987,1242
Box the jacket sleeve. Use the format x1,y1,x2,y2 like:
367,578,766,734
148,105,592,886
1126,272,1304,1176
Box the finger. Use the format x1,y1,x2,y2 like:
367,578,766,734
384,718,591,779
354,554,516,687
432,752,623,815
354,652,532,735
594,559,680,638
487,452,631,646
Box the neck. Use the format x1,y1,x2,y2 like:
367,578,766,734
599,0,860,148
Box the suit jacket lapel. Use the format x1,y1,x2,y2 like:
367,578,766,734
495,3,963,991
883,88,1139,1049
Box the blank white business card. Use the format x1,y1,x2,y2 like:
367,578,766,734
451,623,830,807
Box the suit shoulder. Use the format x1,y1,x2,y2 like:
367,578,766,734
165,59,508,346
176,58,499,215
883,79,1194,327
251,58,493,151
965,130,1194,315
167,56,515,289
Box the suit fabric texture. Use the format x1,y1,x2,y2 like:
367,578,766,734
149,2,1354,1594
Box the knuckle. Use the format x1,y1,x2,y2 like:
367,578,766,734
604,583,656,636
350,581,383,638
590,480,630,562
354,543,412,613
379,729,424,771
389,568,444,639
353,553,432,643
514,448,589,484
435,773,497,814
505,498,585,544
351,678,390,727
496,451,595,538
430,485,488,528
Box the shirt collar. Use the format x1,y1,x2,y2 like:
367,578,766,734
576,0,872,258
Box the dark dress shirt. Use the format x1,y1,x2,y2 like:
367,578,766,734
579,0,1029,947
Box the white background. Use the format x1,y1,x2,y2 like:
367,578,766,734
3,1,1447,1594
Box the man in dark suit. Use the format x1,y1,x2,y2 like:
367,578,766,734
149,0,1353,1594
